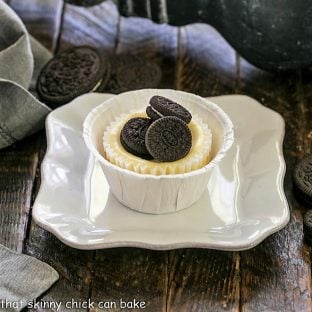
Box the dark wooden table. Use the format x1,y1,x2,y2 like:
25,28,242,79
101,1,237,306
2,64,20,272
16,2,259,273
2,0,312,311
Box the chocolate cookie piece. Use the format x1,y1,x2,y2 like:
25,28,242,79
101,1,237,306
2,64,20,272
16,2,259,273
98,55,161,94
120,117,153,159
37,46,105,108
146,105,161,121
145,116,192,162
148,95,192,124
293,154,312,206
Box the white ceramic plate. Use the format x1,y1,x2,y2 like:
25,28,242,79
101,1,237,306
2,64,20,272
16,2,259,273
33,93,290,250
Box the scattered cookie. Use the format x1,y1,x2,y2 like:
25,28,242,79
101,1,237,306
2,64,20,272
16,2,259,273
145,116,192,162
37,46,105,108
293,154,312,206
98,55,161,94
147,95,192,124
120,117,153,159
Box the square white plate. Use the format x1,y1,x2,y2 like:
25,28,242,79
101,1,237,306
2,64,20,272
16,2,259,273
33,93,290,250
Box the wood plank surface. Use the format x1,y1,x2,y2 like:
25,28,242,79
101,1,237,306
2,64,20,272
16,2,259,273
6,1,95,310
0,133,42,252
300,69,312,155
166,23,241,312
18,2,118,311
89,13,179,312
238,58,312,310
2,1,312,311
25,223,94,312
167,249,240,312
91,249,168,312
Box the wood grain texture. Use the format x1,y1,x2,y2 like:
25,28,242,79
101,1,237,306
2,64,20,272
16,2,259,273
3,2,312,311
0,133,42,252
10,0,63,52
167,24,241,312
16,1,118,310
91,249,168,312
300,69,312,155
238,58,312,311
176,24,237,96
25,223,94,312
59,0,119,54
116,14,178,88
23,138,93,312
167,249,240,312
90,11,179,312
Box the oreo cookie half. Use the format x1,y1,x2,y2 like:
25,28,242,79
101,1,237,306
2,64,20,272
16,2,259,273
145,116,192,162
293,154,312,206
146,106,161,121
147,95,192,124
120,117,153,159
37,46,105,108
98,55,162,94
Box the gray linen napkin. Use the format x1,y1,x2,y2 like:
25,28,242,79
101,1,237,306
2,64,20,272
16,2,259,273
0,2,59,310
0,244,59,312
0,0,51,149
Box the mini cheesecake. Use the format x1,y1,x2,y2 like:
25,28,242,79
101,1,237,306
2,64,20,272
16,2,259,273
102,111,212,175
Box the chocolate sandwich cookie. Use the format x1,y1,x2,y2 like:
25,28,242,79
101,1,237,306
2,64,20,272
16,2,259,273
120,117,153,159
98,55,161,94
145,116,192,162
37,46,106,108
147,95,192,124
293,154,312,206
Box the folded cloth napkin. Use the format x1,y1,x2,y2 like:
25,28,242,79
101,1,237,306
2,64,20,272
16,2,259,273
0,244,59,312
0,1,51,149
0,2,58,310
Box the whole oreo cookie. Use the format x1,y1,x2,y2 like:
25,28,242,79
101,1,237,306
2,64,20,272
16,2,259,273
37,46,105,108
98,55,161,94
145,116,192,162
120,117,153,159
293,154,312,206
147,95,192,124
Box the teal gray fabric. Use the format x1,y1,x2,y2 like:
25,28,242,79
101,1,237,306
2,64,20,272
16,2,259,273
0,0,51,149
0,244,59,312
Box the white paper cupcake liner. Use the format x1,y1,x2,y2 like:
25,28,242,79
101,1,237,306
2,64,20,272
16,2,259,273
83,89,234,214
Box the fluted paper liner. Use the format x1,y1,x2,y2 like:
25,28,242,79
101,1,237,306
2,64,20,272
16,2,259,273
83,89,234,214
